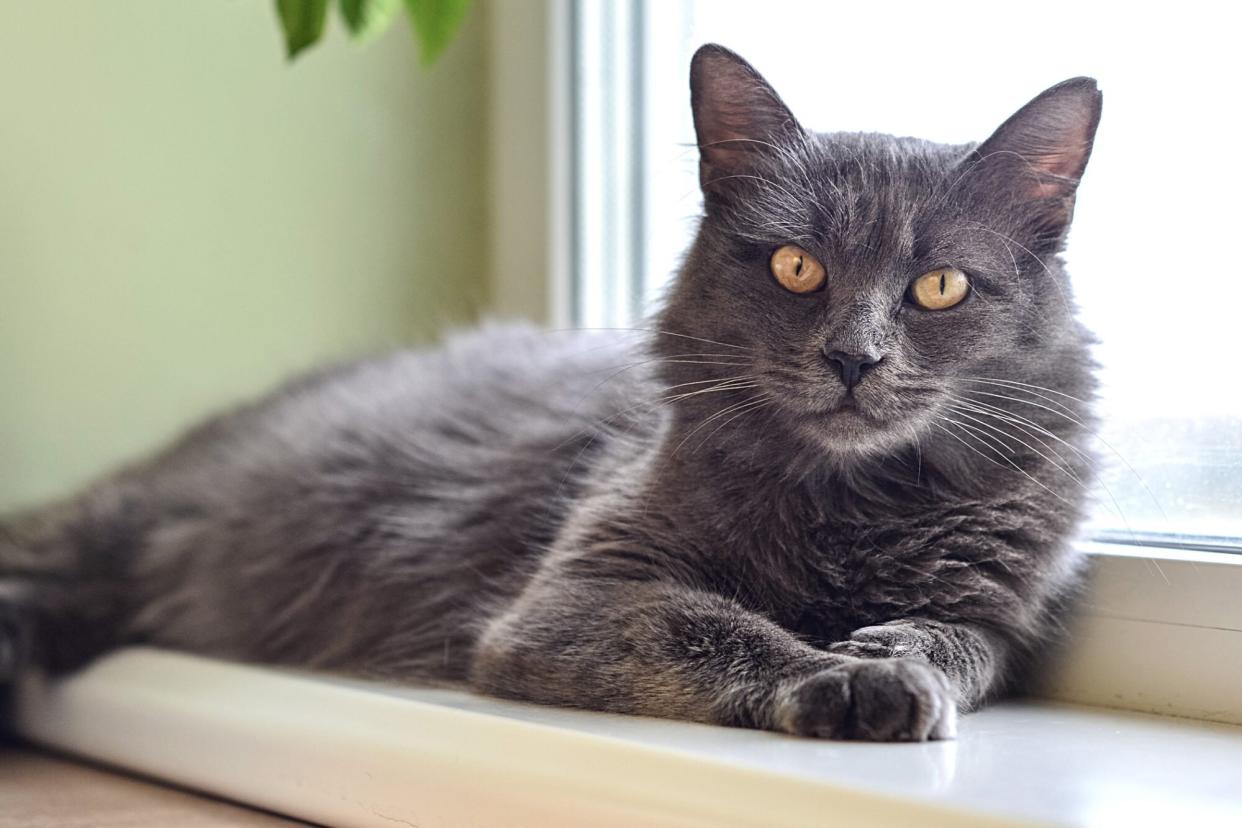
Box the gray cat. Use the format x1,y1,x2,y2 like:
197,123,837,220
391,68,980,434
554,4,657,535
1,45,1101,741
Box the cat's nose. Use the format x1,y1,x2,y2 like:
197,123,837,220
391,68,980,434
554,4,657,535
823,349,881,391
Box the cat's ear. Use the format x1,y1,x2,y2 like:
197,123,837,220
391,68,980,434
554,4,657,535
690,44,804,196
966,78,1103,237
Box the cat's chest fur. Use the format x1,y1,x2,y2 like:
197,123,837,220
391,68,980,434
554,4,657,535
664,469,954,644
766,518,944,642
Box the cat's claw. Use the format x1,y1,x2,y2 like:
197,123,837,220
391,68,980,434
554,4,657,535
774,658,958,742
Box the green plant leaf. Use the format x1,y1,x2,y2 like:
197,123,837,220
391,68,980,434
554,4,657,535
276,0,330,59
403,0,472,66
340,0,403,43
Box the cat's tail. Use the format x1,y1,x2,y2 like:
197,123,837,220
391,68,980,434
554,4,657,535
0,487,142,684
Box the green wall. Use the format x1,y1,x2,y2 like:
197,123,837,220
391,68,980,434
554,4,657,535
0,2,489,510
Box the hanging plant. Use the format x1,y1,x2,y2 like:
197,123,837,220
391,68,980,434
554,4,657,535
275,0,473,65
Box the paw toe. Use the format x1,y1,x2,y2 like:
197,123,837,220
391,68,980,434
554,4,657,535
777,658,958,742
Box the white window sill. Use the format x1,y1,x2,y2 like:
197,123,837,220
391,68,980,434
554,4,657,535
1040,542,1242,726
14,647,1242,828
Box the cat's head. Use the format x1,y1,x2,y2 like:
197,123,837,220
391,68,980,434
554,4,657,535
656,44,1101,462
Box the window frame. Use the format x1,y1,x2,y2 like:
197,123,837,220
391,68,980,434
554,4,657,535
486,0,575,328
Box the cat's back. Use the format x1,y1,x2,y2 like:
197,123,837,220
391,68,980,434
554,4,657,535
145,323,649,504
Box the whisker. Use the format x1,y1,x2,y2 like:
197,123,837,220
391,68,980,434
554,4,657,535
932,420,1011,472
661,381,760,405
960,376,1090,406
557,353,751,453
672,393,771,457
580,356,749,387
944,404,1085,485
574,353,748,408
658,374,759,394
552,376,759,453
947,397,1095,466
946,396,1155,534
947,398,1095,469
690,396,774,455
554,326,754,352
959,379,1083,420
958,387,1167,522
940,417,1075,506
962,389,1088,426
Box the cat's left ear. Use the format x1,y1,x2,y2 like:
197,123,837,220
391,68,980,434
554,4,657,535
967,78,1103,238
690,44,805,198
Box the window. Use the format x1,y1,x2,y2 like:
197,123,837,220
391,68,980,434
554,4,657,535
571,0,1242,547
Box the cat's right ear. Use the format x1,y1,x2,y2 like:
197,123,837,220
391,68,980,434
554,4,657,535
690,44,804,198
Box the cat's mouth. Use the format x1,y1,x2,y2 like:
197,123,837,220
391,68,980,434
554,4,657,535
762,369,917,454
824,387,882,416
834,397,861,412
824,399,880,424
782,382,886,425
789,389,918,456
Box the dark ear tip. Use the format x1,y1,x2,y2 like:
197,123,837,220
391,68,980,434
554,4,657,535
691,43,742,65
1059,76,1099,90
690,43,751,82
1050,76,1103,104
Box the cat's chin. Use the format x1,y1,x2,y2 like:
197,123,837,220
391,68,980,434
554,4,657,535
795,405,915,460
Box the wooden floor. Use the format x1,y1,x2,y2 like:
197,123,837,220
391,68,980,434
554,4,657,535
0,746,311,827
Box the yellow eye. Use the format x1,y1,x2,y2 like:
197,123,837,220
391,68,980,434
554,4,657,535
770,245,826,294
911,267,970,310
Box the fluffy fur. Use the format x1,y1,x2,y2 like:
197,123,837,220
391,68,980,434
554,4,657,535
1,45,1103,741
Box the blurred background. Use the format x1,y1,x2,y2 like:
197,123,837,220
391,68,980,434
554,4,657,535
2,1,1239,547
0,1,492,508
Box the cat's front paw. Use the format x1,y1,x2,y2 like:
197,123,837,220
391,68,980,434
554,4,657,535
774,658,957,741
828,622,928,660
